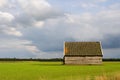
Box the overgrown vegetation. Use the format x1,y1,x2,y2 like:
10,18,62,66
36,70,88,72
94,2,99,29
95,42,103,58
0,61,120,80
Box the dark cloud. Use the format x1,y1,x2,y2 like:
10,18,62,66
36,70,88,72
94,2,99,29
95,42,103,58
102,34,120,49
103,48,120,58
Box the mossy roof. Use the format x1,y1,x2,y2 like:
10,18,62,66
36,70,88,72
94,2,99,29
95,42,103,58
64,42,102,56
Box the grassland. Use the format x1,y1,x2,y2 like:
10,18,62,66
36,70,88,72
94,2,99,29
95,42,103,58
0,61,120,80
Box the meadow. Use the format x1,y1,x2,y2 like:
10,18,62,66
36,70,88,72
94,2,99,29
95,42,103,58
0,61,120,80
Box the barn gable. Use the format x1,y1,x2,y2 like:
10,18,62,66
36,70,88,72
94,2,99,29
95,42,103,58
64,42,103,65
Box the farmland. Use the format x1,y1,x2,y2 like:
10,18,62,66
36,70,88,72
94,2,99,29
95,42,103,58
0,61,120,80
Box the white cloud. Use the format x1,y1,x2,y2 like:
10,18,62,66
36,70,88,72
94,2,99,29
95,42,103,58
33,21,45,28
25,45,39,53
65,13,93,23
0,11,21,37
45,13,103,40
68,10,120,40
0,39,30,49
2,27,22,37
17,0,61,20
42,9,120,41
0,39,39,54
95,10,120,35
80,3,97,8
0,0,8,7
0,11,14,23
95,0,107,3
77,0,107,9
109,3,120,10
18,0,51,15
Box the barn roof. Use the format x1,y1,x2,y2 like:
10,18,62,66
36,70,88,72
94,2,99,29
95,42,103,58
64,42,103,56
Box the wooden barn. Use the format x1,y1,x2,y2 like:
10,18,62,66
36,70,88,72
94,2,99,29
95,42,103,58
63,42,103,65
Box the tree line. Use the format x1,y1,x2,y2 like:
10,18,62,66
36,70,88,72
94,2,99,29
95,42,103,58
0,58,63,61
0,58,120,61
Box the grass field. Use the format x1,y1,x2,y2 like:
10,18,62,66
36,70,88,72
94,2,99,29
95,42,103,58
0,61,120,80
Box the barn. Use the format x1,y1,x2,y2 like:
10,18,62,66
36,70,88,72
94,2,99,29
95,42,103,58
63,42,103,65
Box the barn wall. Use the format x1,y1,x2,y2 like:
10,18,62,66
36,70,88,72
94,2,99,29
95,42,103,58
64,56,102,65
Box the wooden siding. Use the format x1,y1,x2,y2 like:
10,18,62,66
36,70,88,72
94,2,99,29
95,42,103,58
64,56,102,65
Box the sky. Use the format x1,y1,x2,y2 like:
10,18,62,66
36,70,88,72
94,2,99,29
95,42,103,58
0,0,120,58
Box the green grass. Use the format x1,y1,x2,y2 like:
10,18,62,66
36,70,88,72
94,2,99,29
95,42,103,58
0,61,120,80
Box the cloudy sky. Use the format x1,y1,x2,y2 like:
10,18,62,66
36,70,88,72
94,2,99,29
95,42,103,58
0,0,120,58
